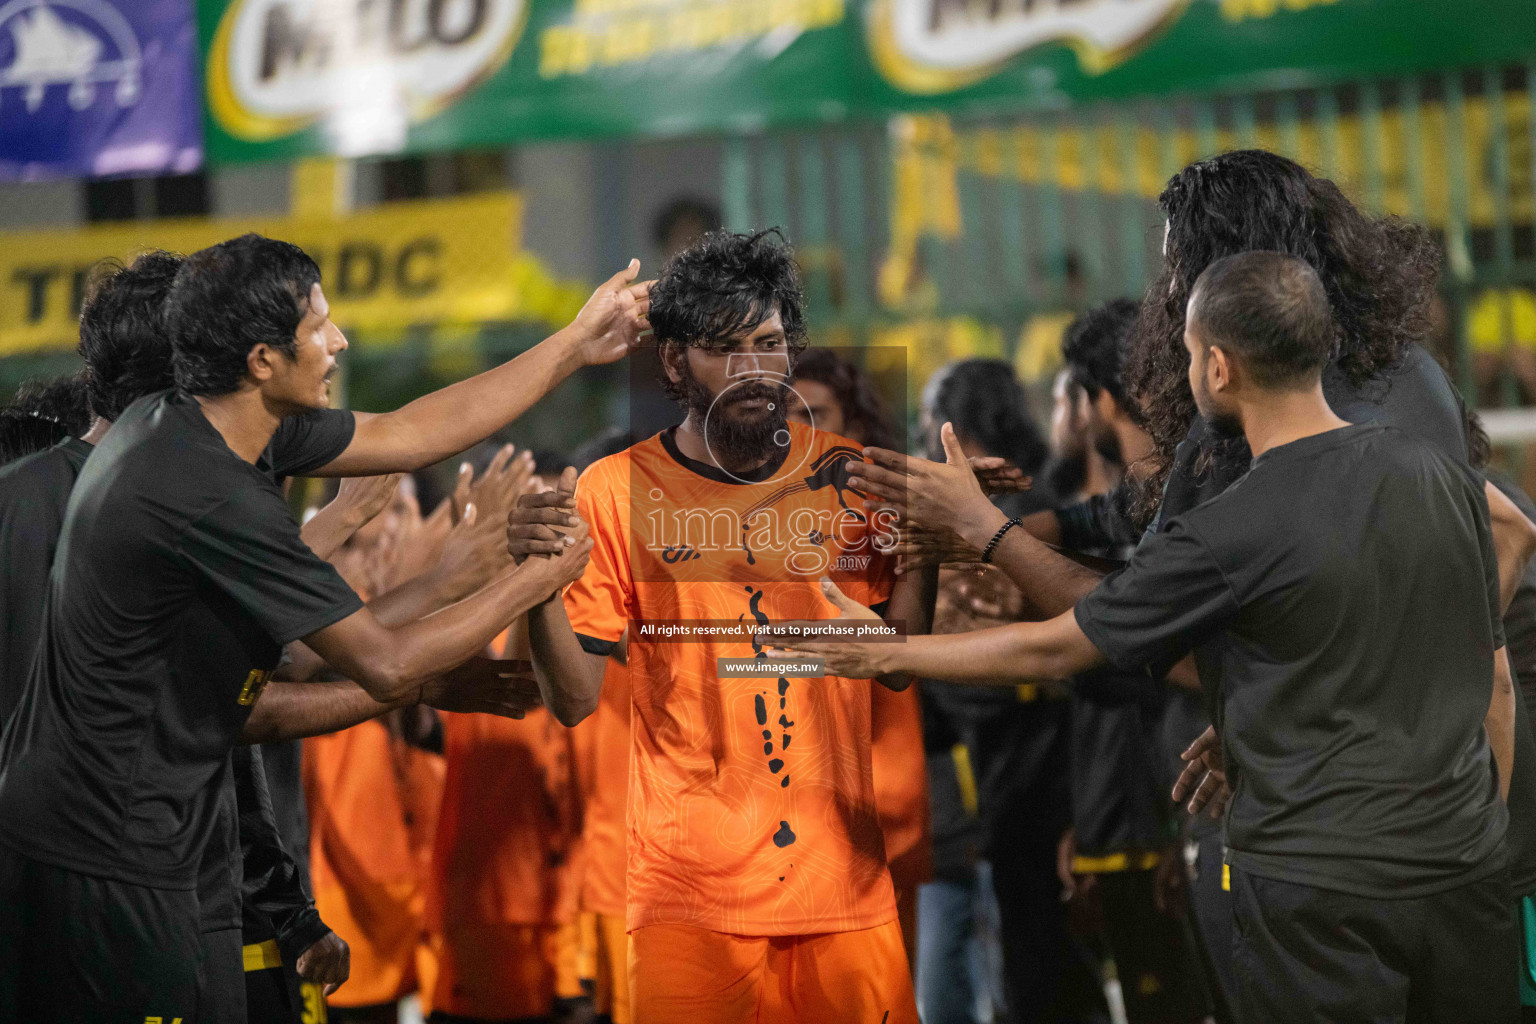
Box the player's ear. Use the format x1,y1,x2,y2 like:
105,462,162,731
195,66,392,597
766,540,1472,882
1208,344,1232,394
246,343,278,383
659,340,687,385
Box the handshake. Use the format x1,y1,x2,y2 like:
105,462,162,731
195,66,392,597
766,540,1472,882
505,464,593,596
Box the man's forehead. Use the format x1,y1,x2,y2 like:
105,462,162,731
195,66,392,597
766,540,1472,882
713,311,784,344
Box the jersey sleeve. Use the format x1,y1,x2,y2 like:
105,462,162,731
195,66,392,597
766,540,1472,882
178,483,364,645
1074,516,1239,677
262,408,357,480
562,462,633,657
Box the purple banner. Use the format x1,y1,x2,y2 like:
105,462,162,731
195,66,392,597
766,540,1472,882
0,0,201,181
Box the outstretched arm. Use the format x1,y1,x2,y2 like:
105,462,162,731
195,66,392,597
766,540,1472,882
853,424,1108,616
302,537,592,707
772,608,1104,684
314,264,652,475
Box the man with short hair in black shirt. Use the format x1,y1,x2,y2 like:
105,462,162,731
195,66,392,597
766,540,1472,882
776,251,1518,1023
0,252,539,1024
0,234,641,1022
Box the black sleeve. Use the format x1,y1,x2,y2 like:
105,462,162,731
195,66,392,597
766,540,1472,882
1074,517,1239,677
178,484,364,645
263,408,356,480
1057,487,1139,553
235,746,332,961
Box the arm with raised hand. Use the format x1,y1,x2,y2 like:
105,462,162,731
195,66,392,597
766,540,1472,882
301,531,593,707
299,473,403,560
314,265,652,476
853,422,1107,616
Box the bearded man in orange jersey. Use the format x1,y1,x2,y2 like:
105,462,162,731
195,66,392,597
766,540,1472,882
507,230,938,1023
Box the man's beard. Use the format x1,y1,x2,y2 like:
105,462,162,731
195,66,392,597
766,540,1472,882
1198,401,1244,440
680,369,790,468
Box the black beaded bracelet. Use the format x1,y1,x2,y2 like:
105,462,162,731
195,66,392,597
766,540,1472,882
980,517,1023,564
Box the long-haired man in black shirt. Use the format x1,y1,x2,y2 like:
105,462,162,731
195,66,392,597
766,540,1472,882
0,234,648,1022
776,252,1519,1023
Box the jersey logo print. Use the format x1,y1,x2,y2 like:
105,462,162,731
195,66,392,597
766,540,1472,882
739,446,867,565
236,668,271,706
660,544,703,564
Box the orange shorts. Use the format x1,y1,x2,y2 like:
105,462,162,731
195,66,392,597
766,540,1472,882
593,912,632,1024
427,921,558,1020
629,919,917,1024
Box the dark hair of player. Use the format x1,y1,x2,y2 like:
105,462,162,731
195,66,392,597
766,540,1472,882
1190,252,1338,388
922,358,1049,474
77,250,182,421
165,233,321,397
791,348,897,451
8,372,92,436
1124,149,1440,522
647,229,807,401
1062,298,1140,407
0,411,65,466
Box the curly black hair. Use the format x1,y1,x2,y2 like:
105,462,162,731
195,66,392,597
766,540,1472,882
78,250,183,421
1124,149,1440,525
921,358,1050,474
790,348,897,450
166,234,320,397
8,372,92,436
1062,297,1140,407
0,373,92,465
647,228,807,401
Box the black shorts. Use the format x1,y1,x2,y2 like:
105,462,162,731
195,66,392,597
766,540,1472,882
242,939,321,1024
1230,863,1519,1024
200,926,248,1022
0,843,202,1023
1096,869,1208,1024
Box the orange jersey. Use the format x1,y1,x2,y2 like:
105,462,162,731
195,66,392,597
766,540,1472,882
563,422,898,936
581,658,633,918
305,719,444,1006
427,708,583,930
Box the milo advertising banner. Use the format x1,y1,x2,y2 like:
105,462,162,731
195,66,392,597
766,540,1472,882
199,0,1536,162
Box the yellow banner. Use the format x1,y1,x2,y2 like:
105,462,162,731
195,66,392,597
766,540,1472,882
0,192,578,357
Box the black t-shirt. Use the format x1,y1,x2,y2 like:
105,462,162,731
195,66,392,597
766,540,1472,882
1152,343,1467,534
1079,423,1507,898
1054,481,1173,858
0,437,91,721
0,392,362,889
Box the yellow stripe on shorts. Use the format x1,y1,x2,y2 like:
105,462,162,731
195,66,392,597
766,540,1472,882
243,939,283,973
1222,863,1231,892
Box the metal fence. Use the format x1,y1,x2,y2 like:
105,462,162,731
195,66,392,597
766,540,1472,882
721,64,1536,412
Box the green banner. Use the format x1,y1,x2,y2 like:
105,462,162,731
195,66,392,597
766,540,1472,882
200,0,1536,163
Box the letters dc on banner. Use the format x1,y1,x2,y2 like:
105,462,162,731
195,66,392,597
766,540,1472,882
0,0,203,180
0,193,528,355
